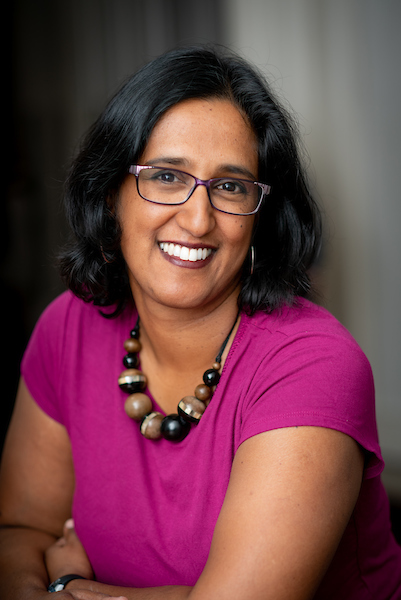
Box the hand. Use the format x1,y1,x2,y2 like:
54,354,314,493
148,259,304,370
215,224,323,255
44,521,128,600
45,519,94,583
34,590,128,600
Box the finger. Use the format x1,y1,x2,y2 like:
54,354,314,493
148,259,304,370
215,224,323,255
69,592,129,600
54,536,67,547
63,518,75,535
63,523,81,544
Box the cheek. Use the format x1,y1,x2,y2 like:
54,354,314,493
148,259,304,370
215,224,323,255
117,204,143,263
117,195,146,240
223,217,255,249
118,210,134,250
118,200,176,260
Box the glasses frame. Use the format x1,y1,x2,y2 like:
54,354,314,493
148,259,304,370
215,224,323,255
128,164,271,216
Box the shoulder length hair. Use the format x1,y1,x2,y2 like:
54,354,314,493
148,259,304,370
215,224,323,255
59,44,322,316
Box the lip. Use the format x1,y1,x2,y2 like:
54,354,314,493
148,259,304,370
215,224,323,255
158,241,216,268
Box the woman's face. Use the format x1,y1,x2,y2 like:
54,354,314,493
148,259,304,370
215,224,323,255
117,98,258,313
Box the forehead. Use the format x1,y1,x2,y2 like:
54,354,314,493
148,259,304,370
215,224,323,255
140,98,258,174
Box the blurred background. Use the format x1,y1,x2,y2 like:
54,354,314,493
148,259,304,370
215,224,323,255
2,0,400,535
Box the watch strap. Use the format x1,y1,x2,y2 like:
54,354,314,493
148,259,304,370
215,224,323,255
47,574,86,592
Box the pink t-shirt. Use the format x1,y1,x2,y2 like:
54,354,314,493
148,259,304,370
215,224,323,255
21,291,401,598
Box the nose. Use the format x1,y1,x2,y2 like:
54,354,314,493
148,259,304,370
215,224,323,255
175,182,216,238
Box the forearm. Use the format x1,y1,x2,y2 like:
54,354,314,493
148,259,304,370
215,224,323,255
0,525,56,599
68,578,193,600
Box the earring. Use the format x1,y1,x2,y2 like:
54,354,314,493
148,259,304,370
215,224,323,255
250,245,255,276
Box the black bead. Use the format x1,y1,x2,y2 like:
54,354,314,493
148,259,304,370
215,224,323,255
203,368,220,387
119,381,145,394
160,414,191,442
130,326,140,339
123,353,139,369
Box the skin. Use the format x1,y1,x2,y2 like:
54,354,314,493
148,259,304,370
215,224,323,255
120,98,257,314
0,99,364,599
116,99,257,414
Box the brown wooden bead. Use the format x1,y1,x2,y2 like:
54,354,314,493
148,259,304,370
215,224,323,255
212,362,221,371
178,396,206,423
194,384,212,402
124,393,152,421
140,412,164,439
124,338,142,353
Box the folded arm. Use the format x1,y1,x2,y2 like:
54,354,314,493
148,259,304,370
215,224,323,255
1,380,364,600
51,427,364,600
0,380,74,599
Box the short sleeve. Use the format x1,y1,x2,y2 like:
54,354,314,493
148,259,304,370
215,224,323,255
20,292,73,424
237,327,383,479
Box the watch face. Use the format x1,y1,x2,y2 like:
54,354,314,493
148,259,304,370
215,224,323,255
48,574,85,592
48,580,64,592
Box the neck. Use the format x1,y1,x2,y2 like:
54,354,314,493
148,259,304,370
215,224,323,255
132,290,241,374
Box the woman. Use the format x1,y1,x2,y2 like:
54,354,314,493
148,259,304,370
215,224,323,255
0,45,400,599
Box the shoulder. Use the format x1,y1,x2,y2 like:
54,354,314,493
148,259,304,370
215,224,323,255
233,299,381,476
32,291,127,338
241,298,371,375
36,290,101,324
21,292,135,422
22,291,134,374
246,298,358,340
22,292,95,374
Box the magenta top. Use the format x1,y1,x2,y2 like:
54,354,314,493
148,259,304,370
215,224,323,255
21,292,401,598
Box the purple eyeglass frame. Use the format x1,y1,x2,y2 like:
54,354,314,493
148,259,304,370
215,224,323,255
128,164,271,216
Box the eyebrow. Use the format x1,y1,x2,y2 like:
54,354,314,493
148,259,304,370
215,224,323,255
144,157,257,181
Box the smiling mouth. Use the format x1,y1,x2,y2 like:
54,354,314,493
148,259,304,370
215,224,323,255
159,242,213,262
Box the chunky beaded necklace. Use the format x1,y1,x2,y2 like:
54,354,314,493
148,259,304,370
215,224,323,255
118,313,239,442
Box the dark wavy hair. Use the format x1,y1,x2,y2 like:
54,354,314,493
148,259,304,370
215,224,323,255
59,44,322,316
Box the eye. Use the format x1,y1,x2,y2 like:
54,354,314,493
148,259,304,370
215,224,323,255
215,179,247,195
146,168,192,188
154,170,180,183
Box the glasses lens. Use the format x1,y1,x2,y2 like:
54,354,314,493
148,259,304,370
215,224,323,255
209,178,261,215
136,167,264,215
137,167,194,204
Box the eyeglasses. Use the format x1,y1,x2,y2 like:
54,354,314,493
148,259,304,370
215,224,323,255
128,165,271,216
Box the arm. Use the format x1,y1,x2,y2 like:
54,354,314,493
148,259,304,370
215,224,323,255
51,425,364,600
192,425,364,599
0,379,122,600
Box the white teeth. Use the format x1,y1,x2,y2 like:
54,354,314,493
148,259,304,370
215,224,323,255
159,243,212,262
180,246,189,260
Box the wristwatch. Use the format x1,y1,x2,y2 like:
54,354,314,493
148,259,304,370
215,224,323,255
47,574,86,592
